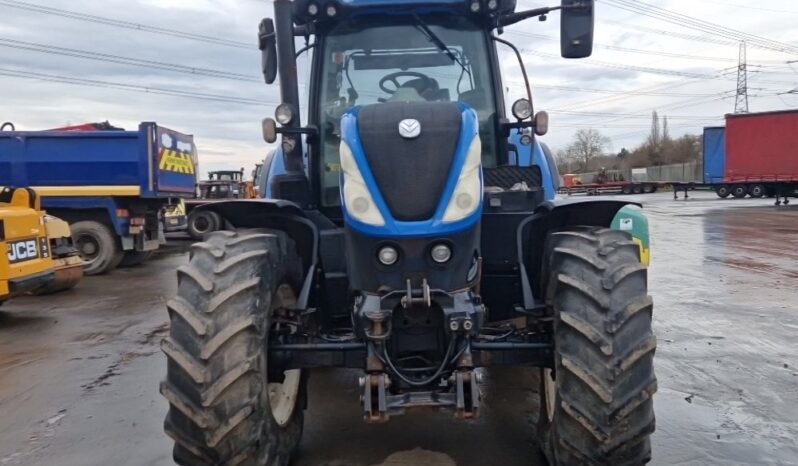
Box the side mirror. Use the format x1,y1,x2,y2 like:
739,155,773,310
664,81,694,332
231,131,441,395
262,118,277,143
560,0,594,59
534,111,549,136
259,18,278,84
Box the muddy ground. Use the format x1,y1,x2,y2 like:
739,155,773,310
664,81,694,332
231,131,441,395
1,191,796,466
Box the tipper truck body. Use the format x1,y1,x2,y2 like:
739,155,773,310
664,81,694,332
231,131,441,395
0,122,198,274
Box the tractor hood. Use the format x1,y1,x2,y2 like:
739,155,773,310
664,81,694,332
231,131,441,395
339,101,482,238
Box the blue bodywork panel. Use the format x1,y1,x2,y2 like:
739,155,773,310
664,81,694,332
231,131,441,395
0,122,197,197
509,132,556,201
703,127,726,184
340,102,481,238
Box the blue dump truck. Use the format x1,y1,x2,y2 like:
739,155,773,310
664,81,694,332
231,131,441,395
0,122,198,274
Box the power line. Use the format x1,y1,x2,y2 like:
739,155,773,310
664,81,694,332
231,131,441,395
682,0,798,15
549,110,720,121
602,20,740,48
507,30,739,63
603,0,798,55
0,0,253,49
0,37,260,82
0,67,274,106
532,83,718,98
521,49,719,79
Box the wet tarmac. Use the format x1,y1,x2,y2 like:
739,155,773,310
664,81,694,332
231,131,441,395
1,191,796,466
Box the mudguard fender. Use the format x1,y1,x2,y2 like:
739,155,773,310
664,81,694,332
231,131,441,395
518,198,642,305
195,199,318,279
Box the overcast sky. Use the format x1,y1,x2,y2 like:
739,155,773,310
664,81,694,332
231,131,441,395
1,0,797,175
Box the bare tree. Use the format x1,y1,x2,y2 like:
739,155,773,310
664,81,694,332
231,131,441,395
563,129,611,172
648,111,661,148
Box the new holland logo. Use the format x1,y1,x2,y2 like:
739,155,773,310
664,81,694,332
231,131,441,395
398,119,421,139
159,149,196,175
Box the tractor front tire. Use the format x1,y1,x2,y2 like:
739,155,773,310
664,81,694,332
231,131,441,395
161,229,305,466
540,227,657,466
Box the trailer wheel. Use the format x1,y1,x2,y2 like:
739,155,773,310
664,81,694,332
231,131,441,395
119,250,153,267
540,227,656,466
732,185,748,199
748,184,765,198
162,229,305,466
187,210,222,241
70,220,123,275
642,184,655,194
715,185,731,198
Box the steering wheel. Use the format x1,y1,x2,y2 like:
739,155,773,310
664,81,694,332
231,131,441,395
379,71,435,95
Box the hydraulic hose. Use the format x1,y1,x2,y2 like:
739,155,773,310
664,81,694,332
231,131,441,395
381,337,458,387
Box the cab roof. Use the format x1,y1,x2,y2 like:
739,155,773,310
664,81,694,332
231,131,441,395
292,0,518,26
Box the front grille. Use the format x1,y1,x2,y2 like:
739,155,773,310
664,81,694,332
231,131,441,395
358,102,462,221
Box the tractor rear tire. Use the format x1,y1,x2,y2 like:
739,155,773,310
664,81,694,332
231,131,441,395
632,184,643,194
161,229,306,466
70,220,123,275
119,250,153,267
187,210,222,241
540,227,656,466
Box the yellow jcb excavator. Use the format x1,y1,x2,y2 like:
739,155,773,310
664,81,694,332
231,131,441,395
1,187,83,304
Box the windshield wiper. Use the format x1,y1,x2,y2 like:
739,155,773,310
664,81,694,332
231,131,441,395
412,14,468,73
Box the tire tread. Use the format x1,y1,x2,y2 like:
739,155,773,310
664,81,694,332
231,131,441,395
162,229,304,466
541,227,656,466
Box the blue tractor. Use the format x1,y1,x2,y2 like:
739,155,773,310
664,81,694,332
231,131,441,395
160,1,656,464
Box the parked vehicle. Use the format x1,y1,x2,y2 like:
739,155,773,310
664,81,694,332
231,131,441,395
560,170,665,196
675,110,798,204
1,187,82,304
160,2,657,465
184,169,260,239
0,122,197,274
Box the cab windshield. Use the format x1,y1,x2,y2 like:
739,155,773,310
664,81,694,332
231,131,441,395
317,16,497,207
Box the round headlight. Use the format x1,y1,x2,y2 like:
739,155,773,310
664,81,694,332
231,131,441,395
431,244,452,264
487,0,498,10
275,103,294,125
351,196,369,214
378,246,399,266
512,98,533,120
455,192,474,210
520,133,533,146
470,1,481,12
326,4,337,16
307,2,319,15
